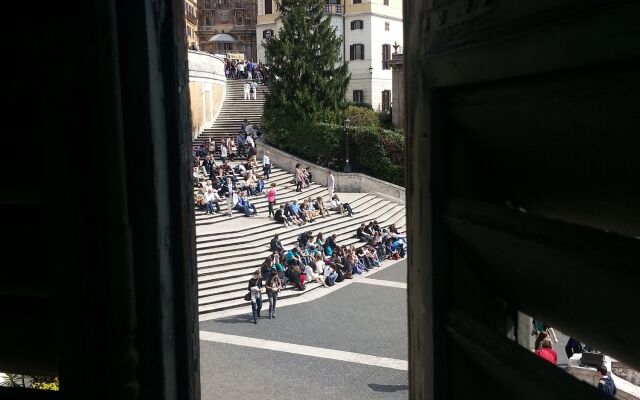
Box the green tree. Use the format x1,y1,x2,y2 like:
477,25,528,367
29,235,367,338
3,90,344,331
263,0,350,135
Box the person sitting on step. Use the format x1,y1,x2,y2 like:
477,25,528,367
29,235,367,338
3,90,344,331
302,260,327,287
314,197,330,217
290,200,308,223
302,199,319,222
284,201,304,226
331,194,353,216
274,204,292,226
233,191,257,217
270,234,284,252
356,223,372,242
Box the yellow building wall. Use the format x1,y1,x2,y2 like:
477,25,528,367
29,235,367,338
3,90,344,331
189,82,225,140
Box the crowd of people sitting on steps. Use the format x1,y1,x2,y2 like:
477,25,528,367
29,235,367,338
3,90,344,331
246,226,407,323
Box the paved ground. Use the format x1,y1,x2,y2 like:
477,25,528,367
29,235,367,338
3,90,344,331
199,260,409,400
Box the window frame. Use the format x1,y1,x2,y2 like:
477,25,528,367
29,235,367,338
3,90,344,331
353,90,364,103
382,43,391,69
350,43,365,60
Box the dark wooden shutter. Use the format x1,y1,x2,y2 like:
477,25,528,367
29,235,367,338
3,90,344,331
360,44,365,60
265,0,272,14
350,44,354,60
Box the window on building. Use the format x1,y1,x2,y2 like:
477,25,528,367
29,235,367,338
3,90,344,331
235,10,244,25
382,43,391,69
350,20,364,30
262,29,274,39
350,44,365,60
384,0,389,5
204,11,212,25
235,0,242,8
265,0,273,14
382,90,391,111
353,0,362,4
205,0,213,8
385,21,390,31
353,90,364,103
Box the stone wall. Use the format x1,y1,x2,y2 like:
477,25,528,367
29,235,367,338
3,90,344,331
258,140,405,204
188,50,226,140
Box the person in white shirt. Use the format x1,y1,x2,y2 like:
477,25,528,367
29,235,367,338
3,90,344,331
243,81,251,100
313,253,325,275
262,151,271,179
225,178,234,216
323,263,338,286
220,143,228,163
204,187,221,215
245,135,255,148
302,263,327,287
250,81,258,100
327,171,335,201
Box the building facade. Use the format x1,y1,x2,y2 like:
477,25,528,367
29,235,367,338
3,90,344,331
185,0,199,48
256,0,403,112
197,0,257,60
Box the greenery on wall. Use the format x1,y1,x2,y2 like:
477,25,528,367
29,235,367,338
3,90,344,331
264,120,405,186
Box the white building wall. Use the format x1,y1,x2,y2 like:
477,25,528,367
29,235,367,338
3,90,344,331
256,23,277,63
344,14,372,104
368,14,403,110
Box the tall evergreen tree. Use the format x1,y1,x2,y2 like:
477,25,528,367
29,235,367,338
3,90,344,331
263,0,350,131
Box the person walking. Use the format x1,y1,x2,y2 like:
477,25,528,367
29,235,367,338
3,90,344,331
225,177,234,216
266,183,277,218
262,151,271,180
247,270,263,324
243,81,251,100
327,171,335,201
265,268,282,319
251,80,258,100
220,142,228,164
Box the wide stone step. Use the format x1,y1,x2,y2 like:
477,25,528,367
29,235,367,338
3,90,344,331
195,207,405,278
196,213,405,281
196,195,384,251
194,183,327,220
196,237,406,313
195,193,372,241
196,202,404,269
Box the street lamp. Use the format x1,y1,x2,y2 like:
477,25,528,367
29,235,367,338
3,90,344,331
343,118,352,172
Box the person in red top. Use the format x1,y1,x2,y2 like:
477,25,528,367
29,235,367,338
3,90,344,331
534,337,558,365
266,183,277,218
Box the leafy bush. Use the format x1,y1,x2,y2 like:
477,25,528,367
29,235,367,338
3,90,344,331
347,105,380,127
263,118,405,186
350,126,405,185
378,110,394,129
31,377,59,391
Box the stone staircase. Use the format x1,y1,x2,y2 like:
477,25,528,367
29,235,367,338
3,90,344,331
193,79,267,149
194,79,407,319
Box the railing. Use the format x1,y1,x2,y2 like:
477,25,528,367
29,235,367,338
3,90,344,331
186,12,198,24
